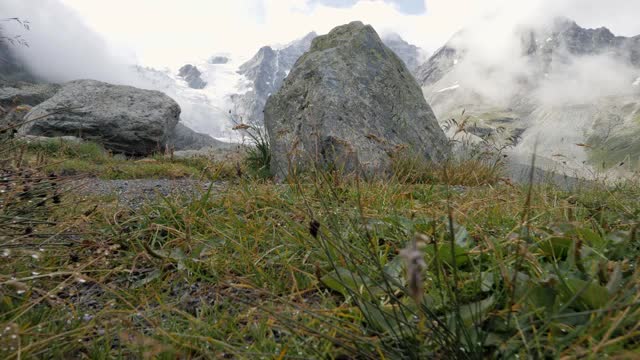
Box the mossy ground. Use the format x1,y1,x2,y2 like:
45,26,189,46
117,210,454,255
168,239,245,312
2,139,640,359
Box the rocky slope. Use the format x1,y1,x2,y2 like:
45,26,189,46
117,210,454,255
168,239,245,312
417,17,640,174
265,22,448,178
418,18,640,88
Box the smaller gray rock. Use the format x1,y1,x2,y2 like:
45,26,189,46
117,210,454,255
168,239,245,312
208,56,229,65
173,144,239,160
178,64,207,89
20,79,180,155
0,105,31,139
167,123,226,151
0,82,61,108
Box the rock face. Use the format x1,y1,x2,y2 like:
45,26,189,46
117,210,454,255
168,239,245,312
231,32,317,125
167,122,225,151
178,64,207,89
415,45,459,87
520,18,640,77
382,33,425,74
20,80,180,155
264,21,449,178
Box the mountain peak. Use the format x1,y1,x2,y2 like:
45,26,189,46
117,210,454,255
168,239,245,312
381,32,425,73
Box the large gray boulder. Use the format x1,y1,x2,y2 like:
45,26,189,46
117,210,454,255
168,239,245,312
230,31,425,127
264,21,449,178
167,122,226,151
20,79,180,155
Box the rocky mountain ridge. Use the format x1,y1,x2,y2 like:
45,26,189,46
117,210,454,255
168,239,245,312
417,17,640,174
230,32,317,125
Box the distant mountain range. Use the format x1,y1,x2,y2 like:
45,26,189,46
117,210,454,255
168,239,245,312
3,17,640,174
128,31,428,139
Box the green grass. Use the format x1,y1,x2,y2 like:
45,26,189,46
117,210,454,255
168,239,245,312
587,130,640,170
3,137,640,358
18,138,239,180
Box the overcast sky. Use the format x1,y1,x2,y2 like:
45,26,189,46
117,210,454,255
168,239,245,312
8,0,640,69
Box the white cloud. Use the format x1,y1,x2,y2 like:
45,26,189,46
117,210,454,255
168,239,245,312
1,0,633,72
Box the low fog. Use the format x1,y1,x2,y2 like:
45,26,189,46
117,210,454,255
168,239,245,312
0,0,133,84
439,6,640,108
421,3,640,175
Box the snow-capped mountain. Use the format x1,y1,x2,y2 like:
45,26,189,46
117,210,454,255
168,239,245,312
230,32,317,126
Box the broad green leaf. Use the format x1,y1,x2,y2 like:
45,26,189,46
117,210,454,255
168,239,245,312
427,243,470,268
357,300,409,336
560,278,609,310
383,255,405,286
539,236,573,259
527,283,557,311
576,227,606,250
447,295,496,329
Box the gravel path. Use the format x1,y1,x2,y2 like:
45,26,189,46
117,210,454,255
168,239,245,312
71,178,220,209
